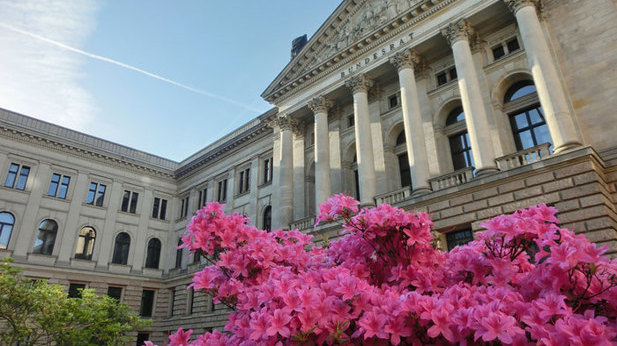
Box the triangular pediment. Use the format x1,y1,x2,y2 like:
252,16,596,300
262,0,451,104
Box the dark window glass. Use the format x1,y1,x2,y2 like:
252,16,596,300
160,199,167,220
389,95,398,108
264,158,273,183
263,206,272,232
198,188,208,207
193,251,201,264
145,238,161,269
140,289,155,317
130,192,138,214
449,132,474,170
75,227,96,260
447,228,474,250
217,179,227,202
507,37,520,53
136,333,149,346
112,232,130,265
68,283,86,298
509,107,551,150
180,196,189,218
188,288,195,314
48,173,60,197
398,153,411,188
449,67,457,81
107,286,123,301
16,166,30,190
33,219,58,255
396,131,406,146
169,288,176,317
152,197,160,218
436,72,448,86
347,115,354,128
0,212,15,249
121,191,130,212
492,45,505,60
245,169,250,192
4,163,19,188
353,169,360,201
96,184,106,206
175,239,183,268
446,107,465,125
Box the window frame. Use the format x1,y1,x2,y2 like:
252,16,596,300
145,238,162,269
86,182,107,207
111,232,131,265
0,212,15,250
107,286,123,301
32,219,58,256
262,157,274,185
446,228,474,250
74,226,96,260
121,190,139,214
237,167,251,195
4,163,31,190
139,289,156,318
68,282,87,299
151,197,167,220
48,173,71,199
179,195,189,219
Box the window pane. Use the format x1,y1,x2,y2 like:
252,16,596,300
48,174,60,196
534,124,552,148
447,229,474,250
58,176,70,199
449,67,457,80
86,183,97,204
152,198,160,218
528,108,544,125
446,107,465,125
5,163,18,188
96,184,106,207
107,286,123,301
492,45,505,60
112,233,130,265
398,153,411,188
0,212,15,249
518,130,535,149
513,113,529,130
507,38,520,53
121,191,130,212
509,85,536,101
33,220,57,255
140,290,155,317
436,72,447,86
68,283,86,298
130,192,138,214
160,199,167,220
16,166,30,190
146,238,161,269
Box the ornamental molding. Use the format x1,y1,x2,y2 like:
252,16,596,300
345,74,374,94
307,96,333,114
261,0,459,104
389,49,424,72
441,19,478,47
503,0,543,15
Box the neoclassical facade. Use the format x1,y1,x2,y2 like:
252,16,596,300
1,0,617,343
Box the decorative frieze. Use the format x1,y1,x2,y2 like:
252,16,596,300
345,74,374,94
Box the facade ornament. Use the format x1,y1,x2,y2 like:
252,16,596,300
503,0,543,15
441,19,478,47
274,115,300,134
307,96,333,114
345,74,374,94
389,49,425,72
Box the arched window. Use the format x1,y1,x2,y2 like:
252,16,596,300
504,81,552,151
33,219,57,255
75,227,96,260
446,107,474,170
0,212,15,249
112,232,130,265
395,130,411,188
263,206,272,232
145,238,161,269
175,239,183,269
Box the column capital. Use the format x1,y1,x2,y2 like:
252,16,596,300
275,115,301,133
345,74,374,94
441,19,478,46
307,96,333,114
503,0,542,14
389,49,424,72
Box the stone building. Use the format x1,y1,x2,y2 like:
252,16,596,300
1,0,617,343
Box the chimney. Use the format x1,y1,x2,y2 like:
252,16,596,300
291,34,308,59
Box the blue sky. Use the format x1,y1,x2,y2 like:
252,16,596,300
0,0,340,161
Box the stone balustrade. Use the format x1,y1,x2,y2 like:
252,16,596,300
428,167,475,191
495,143,552,170
375,186,412,205
289,216,315,232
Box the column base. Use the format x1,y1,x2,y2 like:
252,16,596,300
553,142,583,154
475,167,500,177
411,187,432,197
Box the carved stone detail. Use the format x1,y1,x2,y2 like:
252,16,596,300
441,19,478,46
503,0,542,14
389,49,424,72
307,96,333,114
275,115,300,133
345,74,374,94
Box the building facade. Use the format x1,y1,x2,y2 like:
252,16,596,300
1,0,617,343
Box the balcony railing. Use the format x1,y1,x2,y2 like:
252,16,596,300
495,143,551,171
428,166,475,191
375,186,412,205
290,216,315,232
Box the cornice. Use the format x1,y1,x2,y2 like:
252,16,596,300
261,0,459,104
0,124,176,180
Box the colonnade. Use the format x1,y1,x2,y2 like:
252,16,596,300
273,0,582,229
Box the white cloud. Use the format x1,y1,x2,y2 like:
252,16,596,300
0,0,99,130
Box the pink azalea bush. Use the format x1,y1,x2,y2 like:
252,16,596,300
157,194,617,345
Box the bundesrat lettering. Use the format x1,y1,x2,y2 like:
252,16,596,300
340,32,414,79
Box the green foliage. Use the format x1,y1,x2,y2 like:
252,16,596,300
0,258,150,345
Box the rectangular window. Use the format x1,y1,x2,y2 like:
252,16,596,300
217,179,227,202
263,158,273,184
86,182,106,206
107,286,123,301
68,283,86,298
5,163,30,190
140,289,155,317
238,168,250,194
436,71,448,86
507,37,520,53
446,228,474,250
188,288,195,314
347,115,354,128
389,94,399,109
48,173,70,199
492,44,506,60
151,197,167,220
198,187,208,208
449,67,457,81
136,333,149,346
169,288,176,317
121,190,139,214
179,196,189,218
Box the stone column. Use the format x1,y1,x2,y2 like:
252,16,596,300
308,96,333,212
442,20,499,175
292,130,306,219
345,74,377,206
505,0,582,152
272,116,295,229
390,50,432,195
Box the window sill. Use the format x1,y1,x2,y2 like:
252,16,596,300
258,181,273,188
149,217,170,223
82,202,106,210
427,79,458,95
234,191,250,198
484,49,525,72
117,211,140,217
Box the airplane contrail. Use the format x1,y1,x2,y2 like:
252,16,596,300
0,22,264,113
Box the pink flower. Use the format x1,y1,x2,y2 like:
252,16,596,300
475,312,524,344
266,308,293,337
358,310,388,339
168,328,193,346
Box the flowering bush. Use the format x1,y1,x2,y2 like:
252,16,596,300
157,194,617,345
